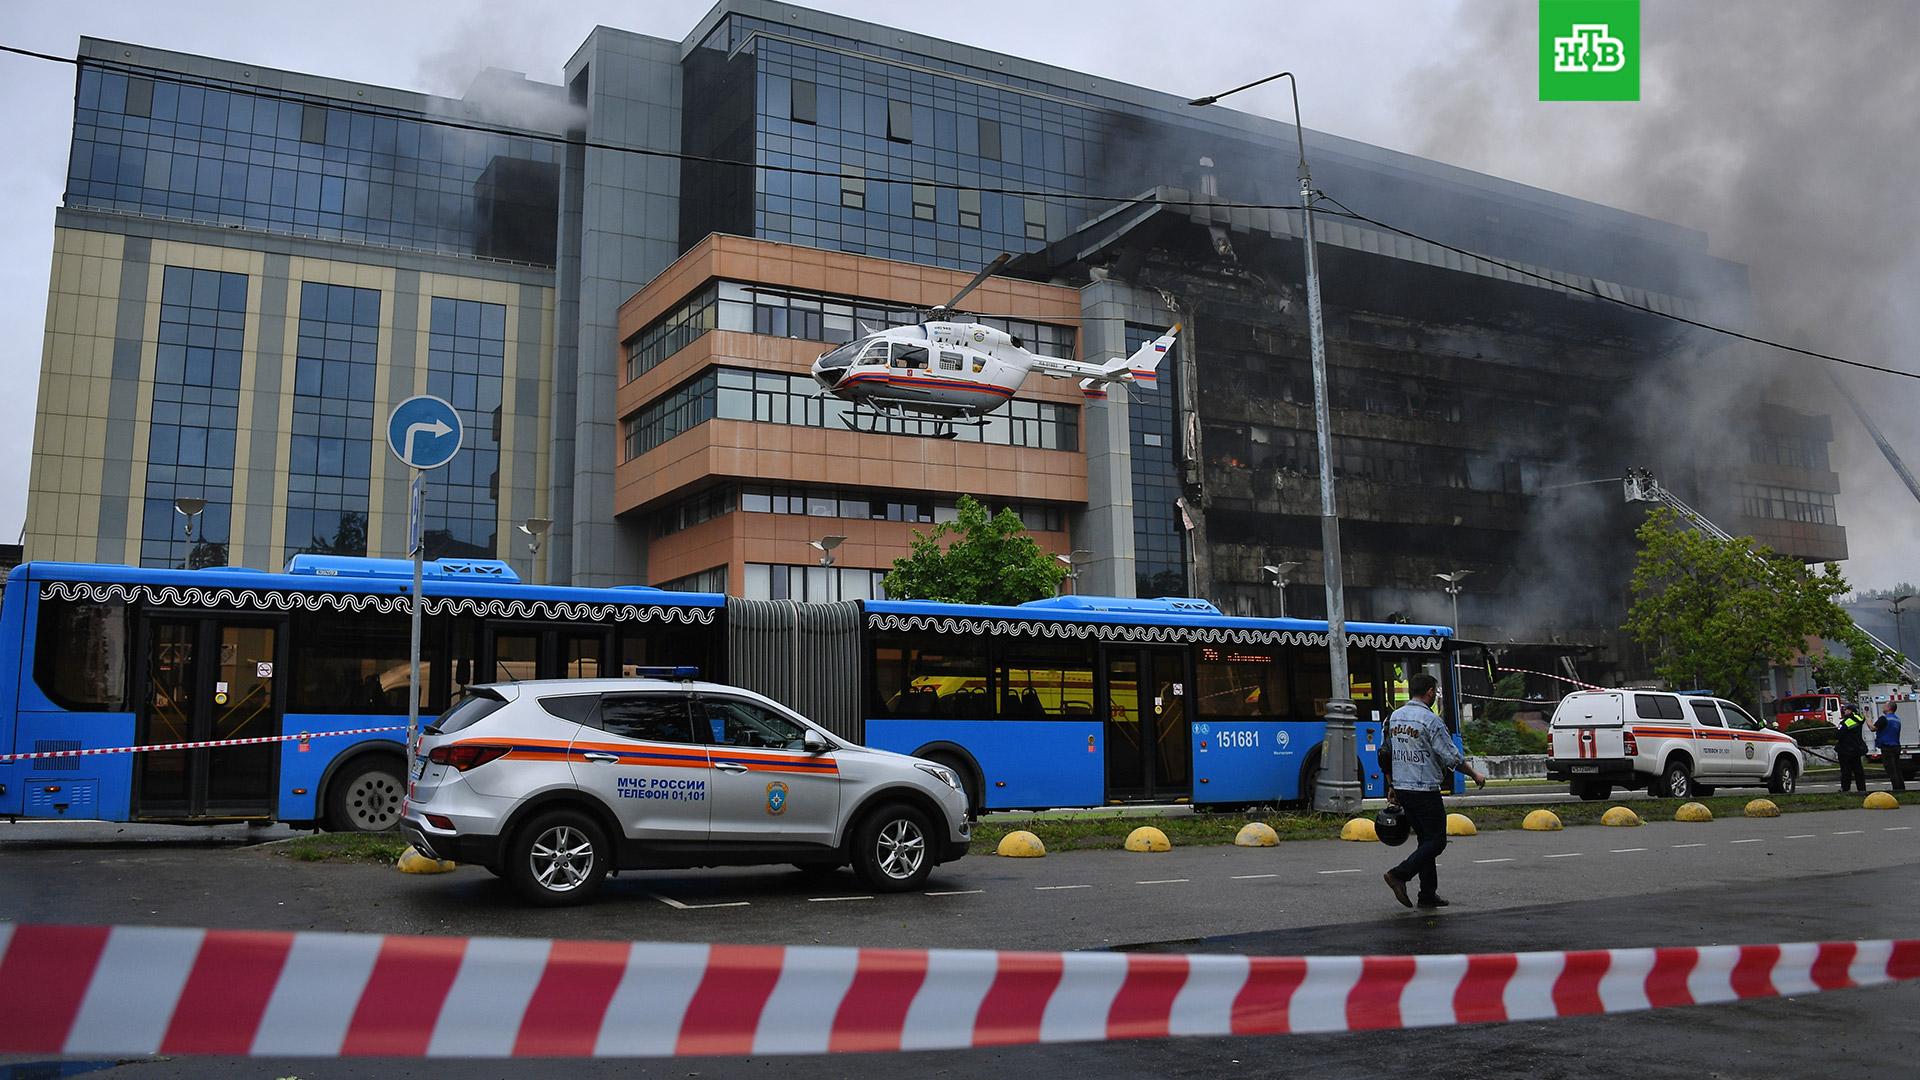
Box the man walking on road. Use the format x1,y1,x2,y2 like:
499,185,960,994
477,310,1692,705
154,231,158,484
1872,701,1906,792
1836,704,1869,793
1382,673,1486,909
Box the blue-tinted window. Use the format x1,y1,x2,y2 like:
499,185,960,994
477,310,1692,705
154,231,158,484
68,64,559,264
1127,324,1185,597
424,297,506,558
142,266,247,568
284,282,378,561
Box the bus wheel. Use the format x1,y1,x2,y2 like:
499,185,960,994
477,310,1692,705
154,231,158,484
327,757,405,832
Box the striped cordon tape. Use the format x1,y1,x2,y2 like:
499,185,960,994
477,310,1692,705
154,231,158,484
0,923,1913,1058
0,725,404,763
1494,665,1607,692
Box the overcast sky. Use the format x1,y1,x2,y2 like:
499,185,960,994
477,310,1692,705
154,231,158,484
0,1,1912,589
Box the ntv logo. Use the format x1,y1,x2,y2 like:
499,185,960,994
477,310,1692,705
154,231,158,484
1539,1,1640,101
1553,24,1626,74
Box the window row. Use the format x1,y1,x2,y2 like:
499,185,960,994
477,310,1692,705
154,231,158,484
1737,483,1837,525
744,563,889,603
625,279,1074,381
1747,434,1830,472
776,77,1090,175
622,367,1079,458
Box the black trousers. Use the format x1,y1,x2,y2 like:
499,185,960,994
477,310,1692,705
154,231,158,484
1389,789,1448,899
1884,749,1907,792
1839,752,1867,792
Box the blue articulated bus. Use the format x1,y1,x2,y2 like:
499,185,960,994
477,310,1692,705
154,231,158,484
856,595,1458,812
0,557,723,830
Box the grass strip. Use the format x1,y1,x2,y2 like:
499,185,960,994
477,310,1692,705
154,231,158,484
272,830,410,863
967,790,1920,856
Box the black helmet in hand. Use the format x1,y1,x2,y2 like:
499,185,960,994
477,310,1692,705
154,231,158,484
1375,802,1410,846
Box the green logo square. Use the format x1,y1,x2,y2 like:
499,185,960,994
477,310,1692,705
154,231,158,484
1539,0,1640,101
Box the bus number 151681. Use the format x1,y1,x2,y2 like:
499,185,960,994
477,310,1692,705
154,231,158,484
1218,730,1261,749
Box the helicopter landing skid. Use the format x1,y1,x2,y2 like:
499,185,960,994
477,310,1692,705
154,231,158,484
839,396,986,439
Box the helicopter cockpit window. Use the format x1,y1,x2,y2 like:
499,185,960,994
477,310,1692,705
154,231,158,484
938,351,964,372
971,356,986,373
890,344,930,370
816,340,862,371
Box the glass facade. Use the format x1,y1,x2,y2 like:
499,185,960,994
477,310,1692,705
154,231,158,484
1127,324,1185,597
1738,483,1837,524
285,282,378,560
623,367,1077,457
651,481,1065,538
626,280,1074,382
425,298,507,558
743,562,887,602
142,266,247,568
68,64,560,264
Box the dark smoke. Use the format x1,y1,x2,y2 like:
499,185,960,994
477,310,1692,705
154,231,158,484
1397,0,1920,592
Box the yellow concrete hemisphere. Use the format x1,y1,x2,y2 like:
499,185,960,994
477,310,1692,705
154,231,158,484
1744,798,1781,818
1340,817,1379,842
1445,812,1477,836
1600,805,1642,827
1522,809,1563,831
1674,802,1714,822
1864,791,1900,810
995,829,1047,857
1234,822,1280,847
1125,825,1172,852
395,848,456,874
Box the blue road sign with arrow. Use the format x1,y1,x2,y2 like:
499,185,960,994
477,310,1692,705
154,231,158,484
387,395,463,471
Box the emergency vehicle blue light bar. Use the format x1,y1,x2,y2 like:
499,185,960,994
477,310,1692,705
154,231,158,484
632,666,700,679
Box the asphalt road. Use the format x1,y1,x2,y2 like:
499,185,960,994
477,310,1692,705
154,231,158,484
2,807,1916,1078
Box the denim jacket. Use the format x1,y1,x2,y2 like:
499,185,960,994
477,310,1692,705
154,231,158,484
1387,699,1463,792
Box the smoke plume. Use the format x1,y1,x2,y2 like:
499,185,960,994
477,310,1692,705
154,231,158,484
1397,0,1920,592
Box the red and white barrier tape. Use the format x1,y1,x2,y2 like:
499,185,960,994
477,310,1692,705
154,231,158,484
0,923,1912,1058
0,725,403,764
1494,665,1608,692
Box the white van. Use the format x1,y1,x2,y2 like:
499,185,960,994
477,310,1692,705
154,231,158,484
1547,690,1805,800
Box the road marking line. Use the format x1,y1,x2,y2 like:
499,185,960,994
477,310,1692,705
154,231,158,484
1035,884,1091,891
807,895,874,903
1317,869,1363,875
1136,878,1189,885
1542,853,1583,859
1787,834,1817,839
1609,848,1647,853
1231,873,1280,880
1834,830,1865,835
1729,839,1764,844
1474,858,1515,864
1672,843,1707,848
924,889,984,897
1885,827,1912,832
648,893,751,910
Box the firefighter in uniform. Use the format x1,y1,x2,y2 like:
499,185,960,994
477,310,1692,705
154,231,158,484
1836,704,1869,793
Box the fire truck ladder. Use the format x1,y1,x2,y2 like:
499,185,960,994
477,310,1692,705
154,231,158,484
1623,467,1918,680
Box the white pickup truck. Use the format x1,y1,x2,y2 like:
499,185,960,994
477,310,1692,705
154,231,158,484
1547,690,1806,800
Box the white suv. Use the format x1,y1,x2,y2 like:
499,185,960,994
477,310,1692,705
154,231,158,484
1547,689,1806,800
401,676,971,905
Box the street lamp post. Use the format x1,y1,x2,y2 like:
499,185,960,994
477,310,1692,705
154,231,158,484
518,517,552,581
1889,594,1914,667
810,535,847,603
1055,549,1092,595
1436,570,1473,715
1192,73,1359,812
1262,561,1301,619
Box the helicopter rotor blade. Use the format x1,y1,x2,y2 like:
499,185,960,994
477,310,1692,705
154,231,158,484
932,252,1012,315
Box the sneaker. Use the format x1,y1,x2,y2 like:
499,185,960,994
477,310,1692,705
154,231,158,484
1383,872,1412,908
1416,894,1451,909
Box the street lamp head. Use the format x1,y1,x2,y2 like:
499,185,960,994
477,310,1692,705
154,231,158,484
1435,570,1474,587
519,517,552,538
173,497,207,517
1186,94,1218,107
810,535,848,567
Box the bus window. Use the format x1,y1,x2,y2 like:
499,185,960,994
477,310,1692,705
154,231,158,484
292,612,420,713
869,633,990,719
34,598,129,710
996,639,1095,718
1295,650,1333,719
1196,646,1290,718
493,632,538,683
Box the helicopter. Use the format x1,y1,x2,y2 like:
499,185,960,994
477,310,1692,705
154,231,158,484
809,253,1180,437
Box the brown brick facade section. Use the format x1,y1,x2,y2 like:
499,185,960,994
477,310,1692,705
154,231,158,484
615,235,1086,590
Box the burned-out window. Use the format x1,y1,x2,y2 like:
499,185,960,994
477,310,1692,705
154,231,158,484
34,598,129,710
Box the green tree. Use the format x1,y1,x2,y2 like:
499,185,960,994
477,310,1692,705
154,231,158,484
1465,674,1548,755
882,494,1067,605
1811,623,1910,697
1624,507,1867,705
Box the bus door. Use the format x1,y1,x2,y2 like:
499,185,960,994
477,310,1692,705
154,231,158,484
1100,645,1193,801
482,624,612,683
134,615,282,820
